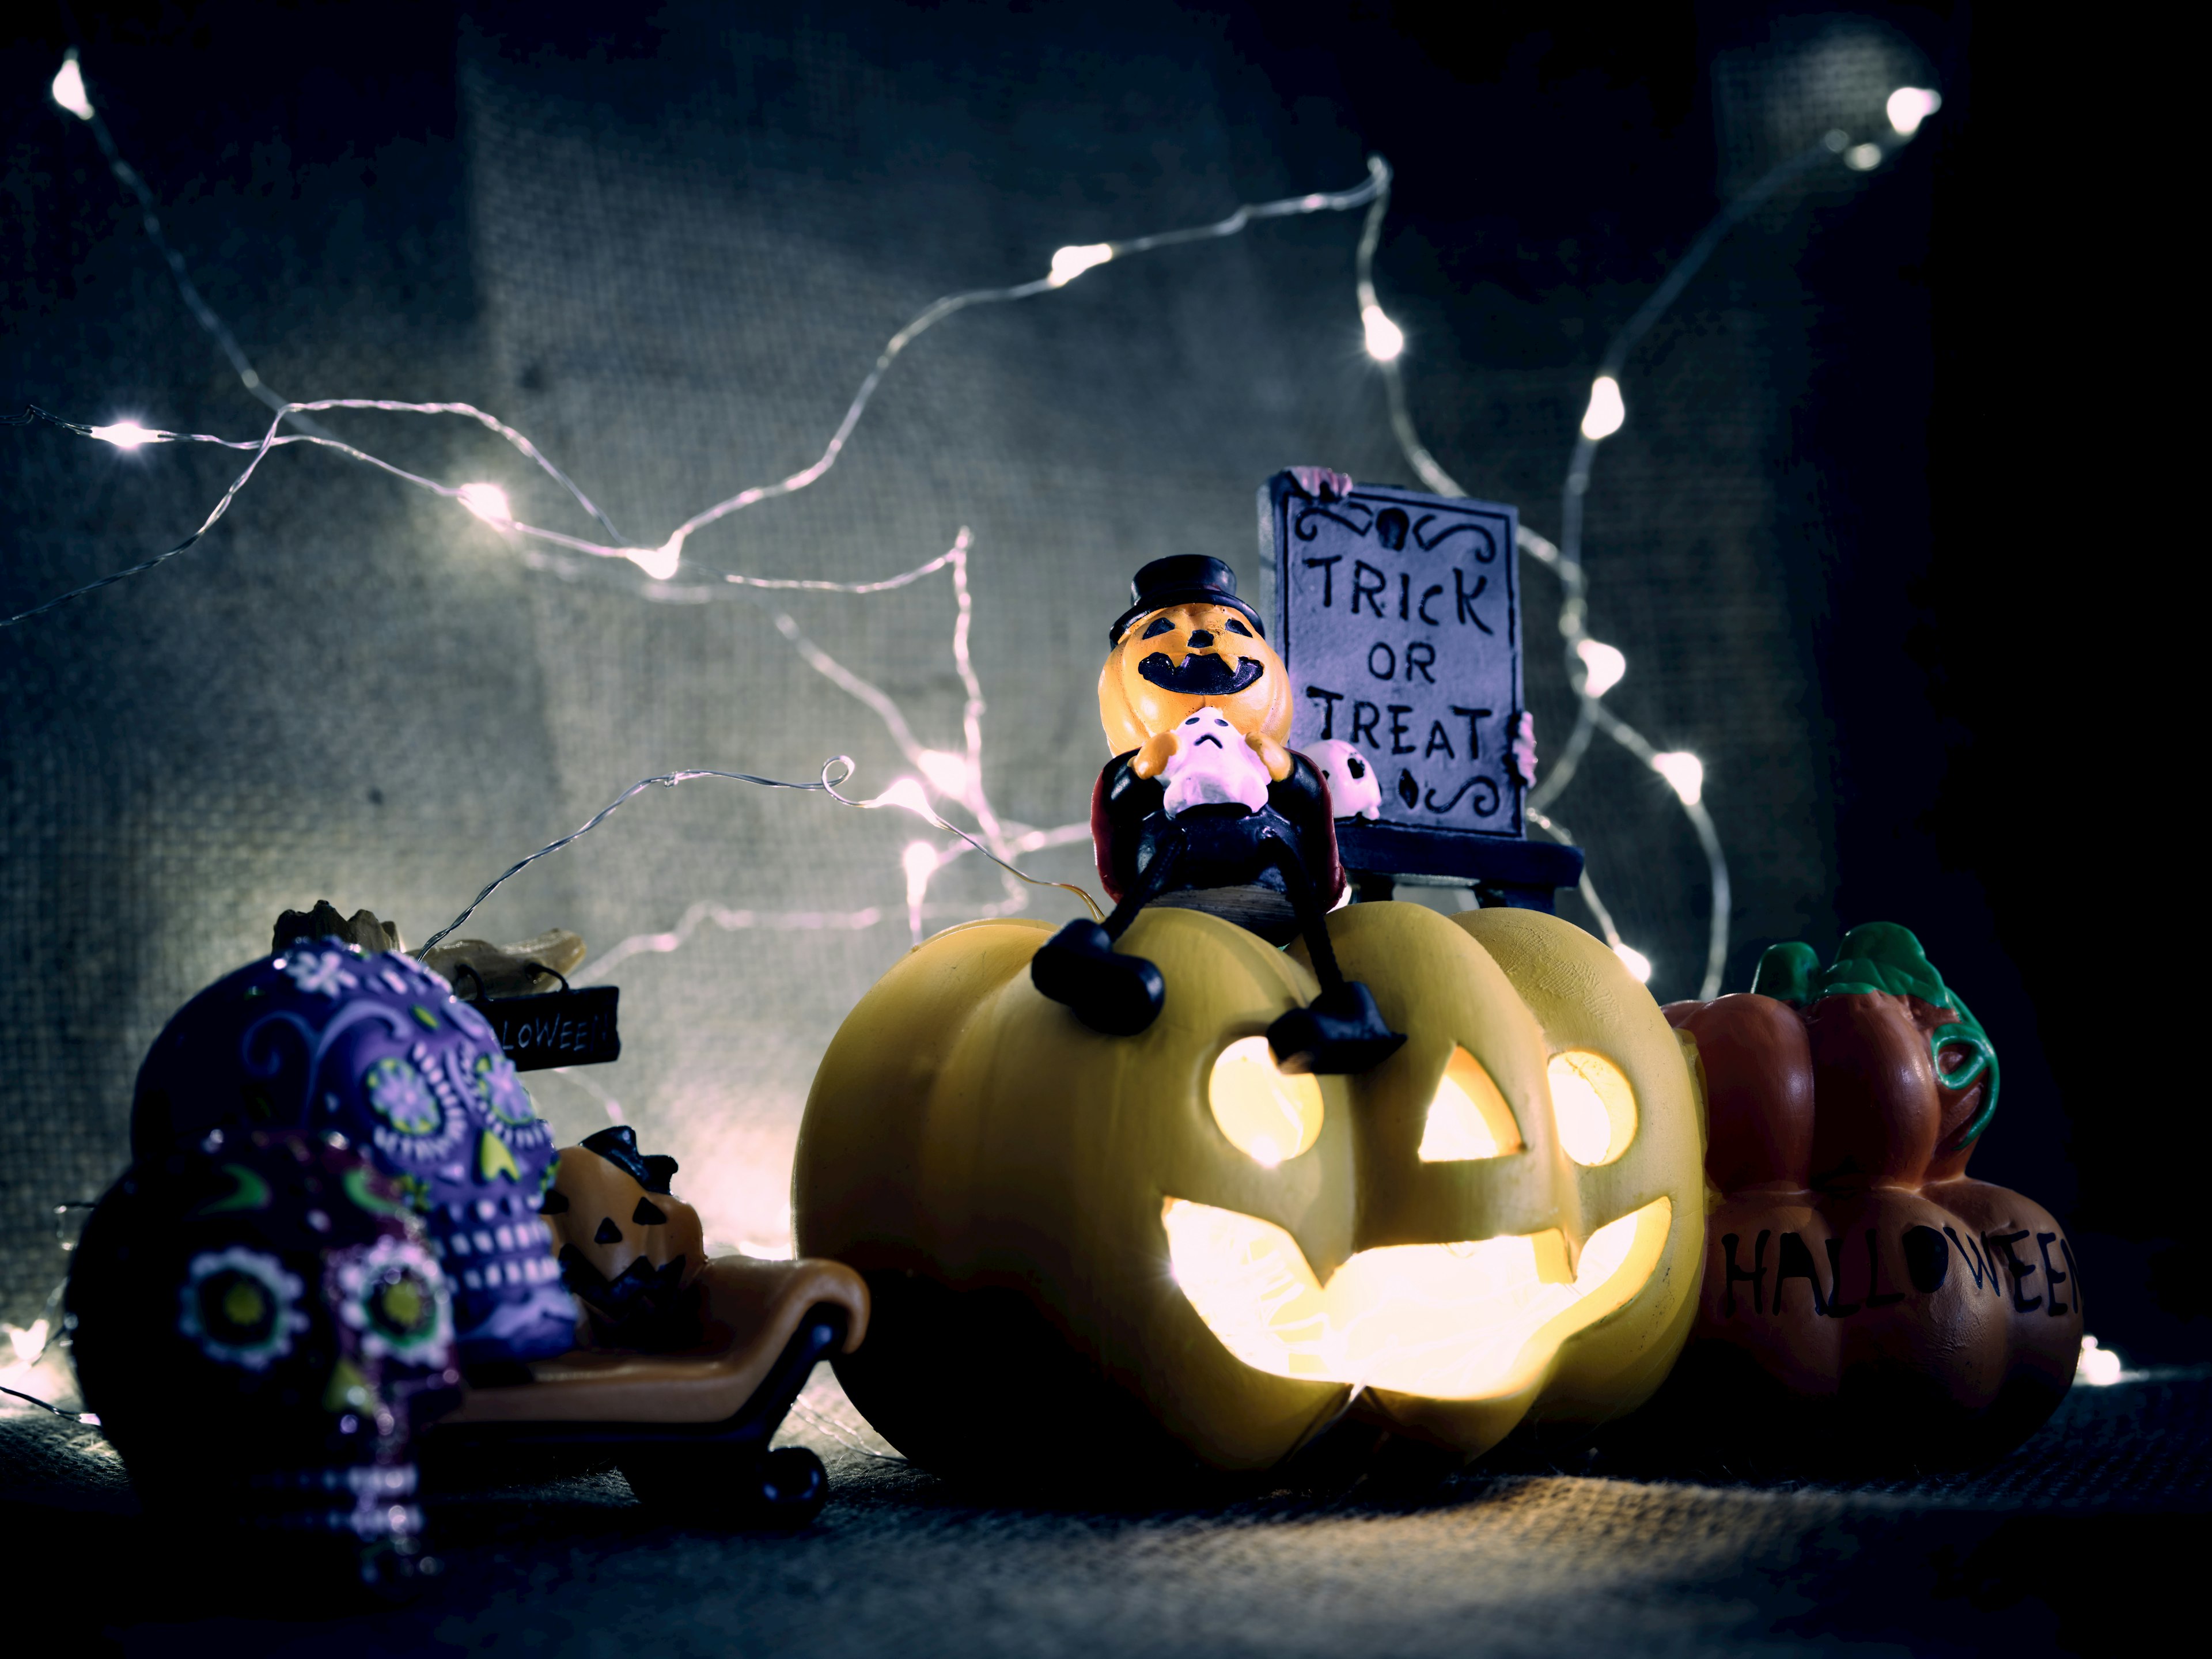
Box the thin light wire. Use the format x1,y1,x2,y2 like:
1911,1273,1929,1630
56,51,625,541
1361,128,1863,999
419,762,854,955
9,82,1386,626
0,1384,85,1421
555,533,1097,981
819,768,1102,923
3,398,614,630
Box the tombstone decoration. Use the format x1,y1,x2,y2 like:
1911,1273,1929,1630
1257,471,1583,909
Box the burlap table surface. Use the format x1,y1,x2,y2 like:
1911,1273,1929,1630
1,1363,2201,1654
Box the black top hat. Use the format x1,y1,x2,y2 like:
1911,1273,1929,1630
1109,555,1266,646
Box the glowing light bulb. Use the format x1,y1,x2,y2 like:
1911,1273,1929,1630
1651,751,1703,806
457,481,513,530
1612,944,1653,984
6,1319,49,1364
902,840,940,889
1576,639,1626,698
51,54,93,120
1580,376,1625,441
90,422,158,449
623,544,681,582
1887,86,1942,138
1361,303,1405,362
2077,1335,2122,1387
916,748,973,803
1048,243,1113,287
867,777,934,818
1845,144,1884,172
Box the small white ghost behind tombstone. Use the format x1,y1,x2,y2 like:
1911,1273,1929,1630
1309,739,1382,820
1160,711,1274,817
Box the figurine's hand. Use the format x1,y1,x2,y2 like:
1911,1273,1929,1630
1508,710,1537,788
1249,732,1294,782
1132,730,1179,779
1287,466,1354,503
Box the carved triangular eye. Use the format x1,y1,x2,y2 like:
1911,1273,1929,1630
1418,1047,1523,1161
632,1196,668,1226
540,1189,570,1215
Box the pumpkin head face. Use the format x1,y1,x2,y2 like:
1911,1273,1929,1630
794,902,1703,1479
1098,601,1293,755
545,1126,706,1349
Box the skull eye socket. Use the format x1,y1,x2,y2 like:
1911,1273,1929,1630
1418,1047,1524,1160
1548,1051,1637,1165
1142,616,1176,639
1208,1037,1324,1166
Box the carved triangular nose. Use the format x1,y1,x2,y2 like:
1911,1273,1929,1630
1186,628,1214,648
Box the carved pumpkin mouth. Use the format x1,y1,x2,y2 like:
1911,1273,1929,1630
1138,651,1265,696
1162,1195,1672,1400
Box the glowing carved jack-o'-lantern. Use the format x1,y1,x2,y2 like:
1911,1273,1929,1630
794,901,1703,1480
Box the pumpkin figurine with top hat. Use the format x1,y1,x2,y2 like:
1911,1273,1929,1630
1029,483,1406,1075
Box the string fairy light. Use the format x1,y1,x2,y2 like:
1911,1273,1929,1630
1361,84,1941,998
0,49,1969,1414
10,47,1935,1017
9,48,1385,625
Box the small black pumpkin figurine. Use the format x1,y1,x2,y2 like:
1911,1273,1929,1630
543,1127,707,1349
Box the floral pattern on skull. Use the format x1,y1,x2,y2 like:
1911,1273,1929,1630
67,1131,453,1569
132,941,577,1364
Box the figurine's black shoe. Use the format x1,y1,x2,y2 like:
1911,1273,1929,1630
1030,921,1166,1036
1266,981,1407,1075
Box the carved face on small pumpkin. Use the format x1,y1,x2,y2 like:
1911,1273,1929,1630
1099,602,1294,755
544,1126,706,1349
796,902,1703,1479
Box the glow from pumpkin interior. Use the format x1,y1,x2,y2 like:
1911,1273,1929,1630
1418,1048,1524,1161
1207,1037,1324,1168
1548,1050,1637,1165
1162,1195,1671,1399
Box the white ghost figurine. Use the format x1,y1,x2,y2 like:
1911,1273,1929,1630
1309,739,1382,820
1160,711,1274,817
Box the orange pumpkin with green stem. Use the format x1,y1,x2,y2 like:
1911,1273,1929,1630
1659,923,2080,1462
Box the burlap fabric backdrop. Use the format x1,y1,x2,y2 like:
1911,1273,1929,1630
0,5,1929,1320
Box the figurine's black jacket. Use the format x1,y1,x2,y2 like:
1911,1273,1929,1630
1089,748,1345,905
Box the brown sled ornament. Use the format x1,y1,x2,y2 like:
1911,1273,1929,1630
1660,924,2080,1464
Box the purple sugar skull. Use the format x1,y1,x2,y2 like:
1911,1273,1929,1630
67,1131,452,1580
132,941,578,1365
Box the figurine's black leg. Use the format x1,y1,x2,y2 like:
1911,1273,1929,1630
1255,832,1407,1075
1028,836,1180,1036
